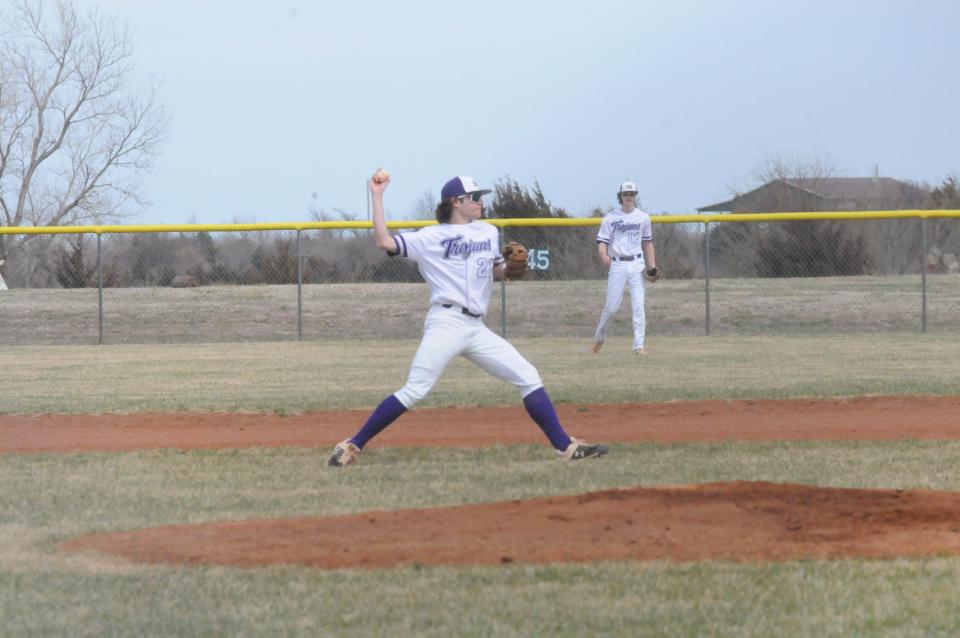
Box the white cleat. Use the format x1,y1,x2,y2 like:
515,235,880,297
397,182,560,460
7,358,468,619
557,437,609,461
327,439,361,467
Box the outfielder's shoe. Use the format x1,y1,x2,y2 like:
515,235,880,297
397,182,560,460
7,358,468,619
327,439,360,467
557,437,609,461
633,347,646,355
591,341,603,354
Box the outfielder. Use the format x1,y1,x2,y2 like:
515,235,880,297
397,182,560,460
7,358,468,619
592,180,658,354
328,170,608,467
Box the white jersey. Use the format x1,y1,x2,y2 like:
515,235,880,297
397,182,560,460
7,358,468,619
596,208,653,260
392,221,504,316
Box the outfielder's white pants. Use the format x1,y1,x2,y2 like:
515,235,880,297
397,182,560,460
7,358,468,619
393,305,544,408
593,259,647,351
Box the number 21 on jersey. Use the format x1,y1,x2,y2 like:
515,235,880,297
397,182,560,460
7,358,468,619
476,257,492,279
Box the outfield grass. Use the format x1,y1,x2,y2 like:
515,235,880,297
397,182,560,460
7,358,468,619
5,442,960,636
3,335,960,636
1,333,958,414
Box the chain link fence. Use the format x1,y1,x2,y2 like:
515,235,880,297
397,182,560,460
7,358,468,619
0,213,958,345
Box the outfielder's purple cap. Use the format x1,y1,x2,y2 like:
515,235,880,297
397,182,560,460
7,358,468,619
441,176,492,200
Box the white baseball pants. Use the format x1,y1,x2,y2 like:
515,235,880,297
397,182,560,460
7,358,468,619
593,259,647,351
393,305,544,408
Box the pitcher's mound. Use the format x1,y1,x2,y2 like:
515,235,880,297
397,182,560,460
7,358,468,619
62,481,960,569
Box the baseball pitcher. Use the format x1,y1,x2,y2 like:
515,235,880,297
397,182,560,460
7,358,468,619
327,170,608,467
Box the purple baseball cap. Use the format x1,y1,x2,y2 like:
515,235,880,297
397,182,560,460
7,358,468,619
441,176,492,200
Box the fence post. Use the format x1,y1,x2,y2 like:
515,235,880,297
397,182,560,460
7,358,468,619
296,230,303,341
500,227,507,338
97,232,104,345
921,217,928,334
703,221,712,336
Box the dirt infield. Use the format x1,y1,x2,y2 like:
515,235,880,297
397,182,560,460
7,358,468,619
17,395,960,569
63,481,960,568
5,395,960,454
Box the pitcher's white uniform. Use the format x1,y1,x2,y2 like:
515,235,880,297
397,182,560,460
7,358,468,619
326,172,609,467
390,221,543,408
593,208,653,351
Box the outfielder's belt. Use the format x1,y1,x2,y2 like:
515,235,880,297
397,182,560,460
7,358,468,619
441,303,482,318
611,254,642,262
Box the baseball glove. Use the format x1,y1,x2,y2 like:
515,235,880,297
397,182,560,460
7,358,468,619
501,241,529,280
645,266,660,283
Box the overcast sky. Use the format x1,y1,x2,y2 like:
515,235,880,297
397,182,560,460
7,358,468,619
84,0,960,224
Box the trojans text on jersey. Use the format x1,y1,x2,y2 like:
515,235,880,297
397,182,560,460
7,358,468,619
440,235,492,259
610,220,643,235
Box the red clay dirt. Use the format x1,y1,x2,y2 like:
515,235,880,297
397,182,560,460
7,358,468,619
11,395,960,569
62,481,960,568
4,395,960,454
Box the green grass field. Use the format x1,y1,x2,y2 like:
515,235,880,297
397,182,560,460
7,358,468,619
2,335,960,636
1,334,958,413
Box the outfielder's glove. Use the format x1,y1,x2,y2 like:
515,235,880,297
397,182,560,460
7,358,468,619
645,266,660,283
501,241,529,281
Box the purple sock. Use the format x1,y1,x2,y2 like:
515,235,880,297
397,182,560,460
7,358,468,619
522,387,572,451
350,395,408,449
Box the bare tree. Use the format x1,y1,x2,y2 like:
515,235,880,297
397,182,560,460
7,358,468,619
308,202,366,239
924,173,960,272
411,190,436,221
728,153,837,213
731,151,840,212
0,0,167,284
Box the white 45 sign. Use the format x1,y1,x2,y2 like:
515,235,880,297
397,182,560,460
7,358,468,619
526,249,550,270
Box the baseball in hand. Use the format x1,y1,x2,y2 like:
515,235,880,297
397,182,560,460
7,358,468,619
372,168,390,184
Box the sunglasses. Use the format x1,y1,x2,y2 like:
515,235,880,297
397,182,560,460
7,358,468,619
621,192,637,197
458,192,484,203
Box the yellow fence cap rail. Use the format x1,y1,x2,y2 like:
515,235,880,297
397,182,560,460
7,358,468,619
1,210,960,235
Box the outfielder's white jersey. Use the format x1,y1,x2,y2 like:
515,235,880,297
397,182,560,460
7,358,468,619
594,208,654,351
392,221,504,317
596,209,653,262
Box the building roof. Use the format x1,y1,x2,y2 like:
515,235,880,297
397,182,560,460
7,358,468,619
698,177,929,213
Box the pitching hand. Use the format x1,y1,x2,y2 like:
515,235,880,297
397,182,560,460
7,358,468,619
369,168,390,194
